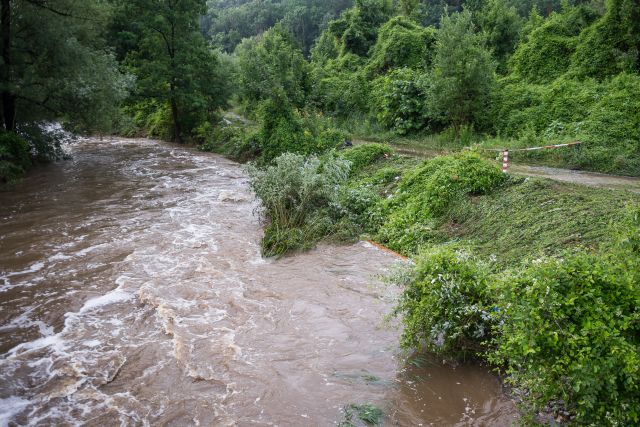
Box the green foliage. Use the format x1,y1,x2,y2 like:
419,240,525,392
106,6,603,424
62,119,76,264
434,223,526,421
0,132,31,183
255,98,347,163
491,232,640,425
474,0,523,73
508,5,599,83
578,73,640,174
248,153,351,256
392,246,495,356
202,0,352,54
236,24,309,111
124,101,174,140
570,0,640,80
370,68,431,134
19,125,68,164
377,152,505,254
327,0,394,58
366,17,437,75
123,0,230,141
199,124,261,163
429,11,497,130
492,72,640,175
256,97,305,163
398,0,419,17
337,143,393,173
310,66,370,118
2,0,130,134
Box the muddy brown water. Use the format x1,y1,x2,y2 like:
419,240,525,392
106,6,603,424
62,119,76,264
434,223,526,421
0,138,517,426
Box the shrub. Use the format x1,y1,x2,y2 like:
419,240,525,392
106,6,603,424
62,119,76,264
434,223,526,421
199,124,261,162
257,98,348,163
235,24,309,110
392,245,496,357
377,152,505,254
337,143,393,173
508,5,598,83
580,73,640,174
125,100,173,140
429,11,496,131
310,67,370,118
311,128,350,154
248,153,351,256
492,73,640,175
370,68,432,135
570,0,640,80
491,247,640,425
256,97,306,163
366,16,436,75
0,132,31,183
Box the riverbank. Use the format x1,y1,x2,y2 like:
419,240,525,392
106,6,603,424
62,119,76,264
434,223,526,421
245,142,640,425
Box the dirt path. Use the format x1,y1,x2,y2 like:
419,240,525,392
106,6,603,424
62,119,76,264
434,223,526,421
509,164,640,192
353,139,640,192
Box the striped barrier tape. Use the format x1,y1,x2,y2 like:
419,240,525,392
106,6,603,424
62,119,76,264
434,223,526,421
483,141,582,172
483,141,582,153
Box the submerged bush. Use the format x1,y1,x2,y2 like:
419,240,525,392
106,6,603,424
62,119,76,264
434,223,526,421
392,246,496,357
248,153,351,256
199,124,261,162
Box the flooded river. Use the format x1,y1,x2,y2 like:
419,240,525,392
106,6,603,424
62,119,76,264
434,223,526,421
0,138,517,426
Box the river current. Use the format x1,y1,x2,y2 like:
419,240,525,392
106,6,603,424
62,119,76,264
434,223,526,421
0,138,517,426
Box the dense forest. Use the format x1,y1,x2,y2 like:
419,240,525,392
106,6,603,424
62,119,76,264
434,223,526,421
3,0,639,180
1,0,640,425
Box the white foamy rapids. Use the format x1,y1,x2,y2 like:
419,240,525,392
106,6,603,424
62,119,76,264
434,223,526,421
0,143,259,425
0,397,31,427
0,273,171,425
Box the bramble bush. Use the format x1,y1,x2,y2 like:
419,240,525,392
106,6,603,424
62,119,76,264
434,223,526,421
392,245,496,358
491,213,640,426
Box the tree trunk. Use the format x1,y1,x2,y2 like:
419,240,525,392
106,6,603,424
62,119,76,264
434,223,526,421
169,88,182,143
1,0,16,132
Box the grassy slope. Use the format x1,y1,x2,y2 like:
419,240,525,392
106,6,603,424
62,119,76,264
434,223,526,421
349,125,640,177
350,154,639,266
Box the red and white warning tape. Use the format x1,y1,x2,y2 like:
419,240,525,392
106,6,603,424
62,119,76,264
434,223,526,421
484,141,582,173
